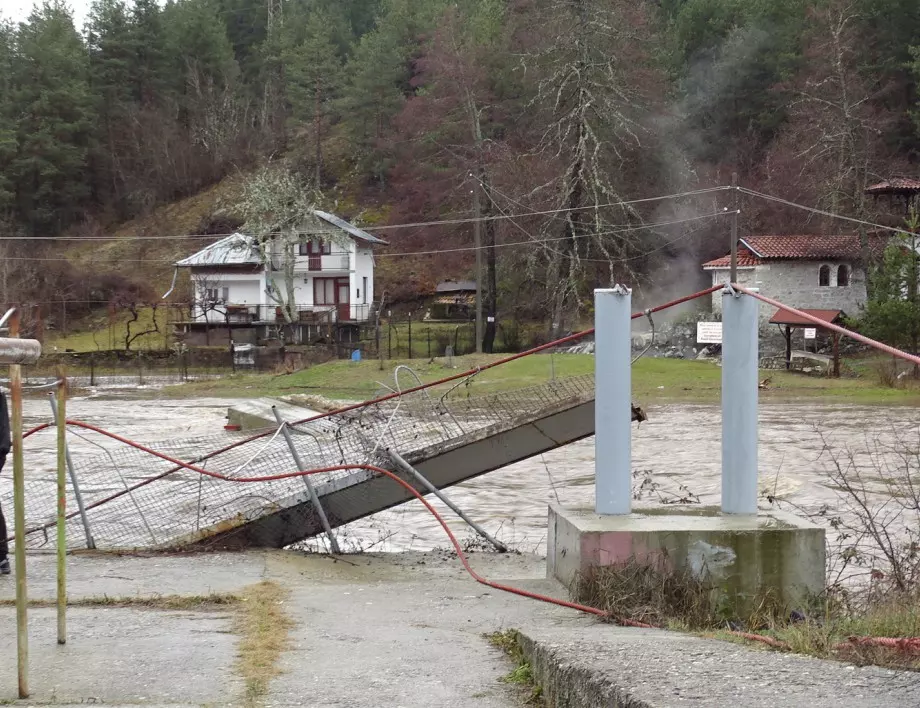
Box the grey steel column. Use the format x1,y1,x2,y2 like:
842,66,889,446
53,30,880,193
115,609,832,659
721,287,759,514
388,449,507,552
594,285,632,515
271,407,340,554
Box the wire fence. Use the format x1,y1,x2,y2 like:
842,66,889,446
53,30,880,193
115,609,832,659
10,366,595,551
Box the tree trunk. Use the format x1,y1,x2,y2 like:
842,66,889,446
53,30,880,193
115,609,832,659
314,77,322,186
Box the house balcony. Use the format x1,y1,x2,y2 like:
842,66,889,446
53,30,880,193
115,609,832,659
293,252,351,273
189,302,373,325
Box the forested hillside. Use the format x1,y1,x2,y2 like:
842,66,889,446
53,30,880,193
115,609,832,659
2,0,920,332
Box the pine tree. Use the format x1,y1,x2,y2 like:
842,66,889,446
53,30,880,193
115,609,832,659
0,21,18,214
129,0,171,107
11,1,96,235
86,0,136,213
339,0,446,181
284,11,344,185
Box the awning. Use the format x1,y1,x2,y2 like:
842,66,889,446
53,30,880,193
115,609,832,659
768,308,843,327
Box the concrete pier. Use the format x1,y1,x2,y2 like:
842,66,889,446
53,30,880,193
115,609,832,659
547,505,826,611
547,288,825,615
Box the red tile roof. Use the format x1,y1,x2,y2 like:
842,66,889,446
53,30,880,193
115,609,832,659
702,234,889,269
701,248,760,269
768,308,844,327
865,177,920,194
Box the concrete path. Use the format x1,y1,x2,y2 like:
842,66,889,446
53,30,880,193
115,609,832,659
261,550,572,707
517,624,920,708
0,550,918,706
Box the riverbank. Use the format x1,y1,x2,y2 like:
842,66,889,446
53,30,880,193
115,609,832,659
2,550,918,707
160,354,920,405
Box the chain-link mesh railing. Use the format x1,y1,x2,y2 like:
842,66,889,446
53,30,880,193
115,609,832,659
11,370,594,551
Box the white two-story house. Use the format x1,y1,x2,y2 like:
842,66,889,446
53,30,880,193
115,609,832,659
175,210,386,344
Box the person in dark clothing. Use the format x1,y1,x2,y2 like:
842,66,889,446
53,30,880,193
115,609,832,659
0,391,10,574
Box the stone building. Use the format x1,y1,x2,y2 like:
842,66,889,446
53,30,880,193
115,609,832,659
702,234,889,325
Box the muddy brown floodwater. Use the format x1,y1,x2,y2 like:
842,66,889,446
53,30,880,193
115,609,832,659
14,396,920,564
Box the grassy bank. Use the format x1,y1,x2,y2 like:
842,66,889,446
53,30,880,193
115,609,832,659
162,353,920,405
576,562,920,670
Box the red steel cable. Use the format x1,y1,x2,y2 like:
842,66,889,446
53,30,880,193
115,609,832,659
19,285,725,527
731,284,920,367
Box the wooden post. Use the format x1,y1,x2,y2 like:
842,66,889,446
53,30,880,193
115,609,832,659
473,180,483,353
833,332,841,378
408,314,412,360
784,325,792,371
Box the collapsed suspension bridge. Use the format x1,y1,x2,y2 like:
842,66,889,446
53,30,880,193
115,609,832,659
6,284,918,554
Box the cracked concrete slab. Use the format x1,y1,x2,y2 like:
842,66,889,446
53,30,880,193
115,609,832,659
0,606,240,705
0,551,268,602
2,550,919,707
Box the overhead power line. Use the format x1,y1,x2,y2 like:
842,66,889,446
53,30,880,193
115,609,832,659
375,211,735,257
0,186,730,241
737,187,920,239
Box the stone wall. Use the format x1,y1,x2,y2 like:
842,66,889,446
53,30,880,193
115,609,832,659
709,260,867,325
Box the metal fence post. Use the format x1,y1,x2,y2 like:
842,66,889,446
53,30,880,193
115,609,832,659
594,286,632,515
56,378,66,645
388,450,507,552
48,393,94,549
721,287,759,514
9,310,28,698
271,407,340,554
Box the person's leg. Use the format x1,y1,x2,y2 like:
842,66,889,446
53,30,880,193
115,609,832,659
0,502,8,574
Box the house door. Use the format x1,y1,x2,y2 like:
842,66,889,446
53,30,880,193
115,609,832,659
306,239,330,271
336,279,350,321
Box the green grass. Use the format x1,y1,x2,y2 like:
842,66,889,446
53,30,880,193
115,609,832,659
162,352,920,405
702,593,920,670
47,305,173,353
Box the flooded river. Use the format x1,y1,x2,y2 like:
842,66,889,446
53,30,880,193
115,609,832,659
13,395,920,568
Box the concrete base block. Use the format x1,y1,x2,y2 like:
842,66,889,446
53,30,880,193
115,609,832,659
548,505,825,612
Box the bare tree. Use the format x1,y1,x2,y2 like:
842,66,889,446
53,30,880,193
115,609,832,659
518,0,656,335
784,2,893,270
191,273,227,346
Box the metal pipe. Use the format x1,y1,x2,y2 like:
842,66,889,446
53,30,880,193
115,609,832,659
271,407,340,554
388,449,507,553
721,287,759,514
56,379,66,645
10,310,29,698
730,172,738,283
594,286,632,515
49,394,95,549
0,339,42,365
0,306,16,330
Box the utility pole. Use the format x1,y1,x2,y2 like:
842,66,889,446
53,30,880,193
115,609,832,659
730,172,739,284
473,176,483,353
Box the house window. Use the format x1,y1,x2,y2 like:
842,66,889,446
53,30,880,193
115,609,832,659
819,265,830,287
299,242,309,256
363,276,368,304
222,287,230,302
205,288,228,302
837,264,849,287
314,277,336,305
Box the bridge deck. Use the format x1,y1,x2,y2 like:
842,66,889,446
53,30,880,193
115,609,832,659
16,374,599,551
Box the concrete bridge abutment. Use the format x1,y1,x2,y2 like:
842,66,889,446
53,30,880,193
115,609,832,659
548,286,826,614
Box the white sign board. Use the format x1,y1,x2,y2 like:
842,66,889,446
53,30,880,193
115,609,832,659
696,321,723,344
804,328,817,340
